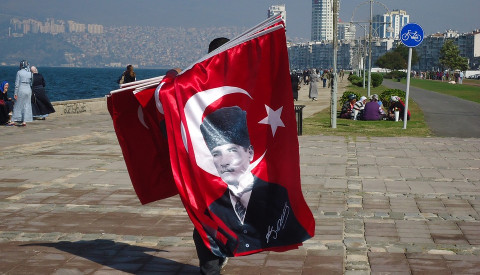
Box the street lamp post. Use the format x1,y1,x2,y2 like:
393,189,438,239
367,0,373,98
331,0,338,128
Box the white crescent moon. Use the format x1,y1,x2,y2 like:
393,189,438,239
137,106,149,129
183,86,254,176
155,82,165,114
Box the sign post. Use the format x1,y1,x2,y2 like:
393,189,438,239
400,23,423,129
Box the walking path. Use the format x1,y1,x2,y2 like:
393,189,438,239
0,81,479,274
384,79,480,138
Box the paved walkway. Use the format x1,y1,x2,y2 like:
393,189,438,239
0,81,480,274
384,79,480,138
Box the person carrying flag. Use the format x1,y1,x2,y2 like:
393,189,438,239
108,17,315,275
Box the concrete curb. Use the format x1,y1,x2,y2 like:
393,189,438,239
50,97,107,117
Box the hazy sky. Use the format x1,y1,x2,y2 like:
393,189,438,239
2,0,479,39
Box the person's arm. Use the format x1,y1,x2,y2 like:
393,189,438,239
14,71,20,100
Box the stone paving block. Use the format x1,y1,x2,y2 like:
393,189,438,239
359,166,380,177
324,178,348,189
368,252,410,273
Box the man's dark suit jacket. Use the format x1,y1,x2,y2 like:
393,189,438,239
205,176,310,256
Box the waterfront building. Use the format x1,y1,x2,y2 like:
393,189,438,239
288,43,311,70
311,0,340,41
338,22,355,41
268,4,286,26
87,24,104,34
288,41,353,70
288,37,396,71
9,17,103,35
373,9,409,39
67,21,86,33
415,30,480,71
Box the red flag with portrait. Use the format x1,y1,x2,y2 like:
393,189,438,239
158,25,315,257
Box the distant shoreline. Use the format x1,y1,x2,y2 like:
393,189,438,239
0,67,168,102
0,65,171,70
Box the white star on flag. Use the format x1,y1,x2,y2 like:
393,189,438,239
259,105,285,137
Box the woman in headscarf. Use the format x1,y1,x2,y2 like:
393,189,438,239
308,69,319,101
0,81,14,125
30,66,55,120
388,96,410,121
11,60,33,126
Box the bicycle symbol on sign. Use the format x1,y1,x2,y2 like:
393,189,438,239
402,30,421,42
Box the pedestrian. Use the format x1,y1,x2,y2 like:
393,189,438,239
339,94,356,119
387,96,410,121
11,60,33,126
0,81,14,125
352,96,367,120
291,72,300,101
30,66,55,120
117,64,136,86
308,69,319,101
193,37,231,275
363,94,386,121
322,70,329,88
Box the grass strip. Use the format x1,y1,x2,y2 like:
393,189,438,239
303,84,432,137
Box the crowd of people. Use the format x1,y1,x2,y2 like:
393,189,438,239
290,68,413,124
0,60,55,126
339,93,410,121
413,70,464,84
290,68,346,101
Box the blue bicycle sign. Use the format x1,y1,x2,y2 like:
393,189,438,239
400,23,424,47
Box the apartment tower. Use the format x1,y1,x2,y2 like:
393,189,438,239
373,9,409,39
311,0,339,41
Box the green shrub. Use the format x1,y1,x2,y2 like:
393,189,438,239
340,91,361,106
350,73,382,87
348,73,360,82
380,89,406,109
348,74,365,87
371,73,383,87
384,71,407,79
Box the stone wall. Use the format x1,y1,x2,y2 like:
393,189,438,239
50,97,108,117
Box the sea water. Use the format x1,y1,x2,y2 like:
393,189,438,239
0,66,168,102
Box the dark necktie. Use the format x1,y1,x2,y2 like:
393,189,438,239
235,199,246,221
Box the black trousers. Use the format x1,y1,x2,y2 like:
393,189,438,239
193,228,224,275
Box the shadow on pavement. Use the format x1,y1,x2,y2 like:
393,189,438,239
21,239,197,273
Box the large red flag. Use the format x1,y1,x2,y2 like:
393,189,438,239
158,26,315,257
107,82,178,204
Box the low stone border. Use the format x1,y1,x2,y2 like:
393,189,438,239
50,97,107,117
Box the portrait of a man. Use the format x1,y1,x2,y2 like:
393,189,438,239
199,106,310,256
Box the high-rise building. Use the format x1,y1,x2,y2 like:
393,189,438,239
338,22,355,41
311,0,339,41
268,4,286,26
373,9,409,39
